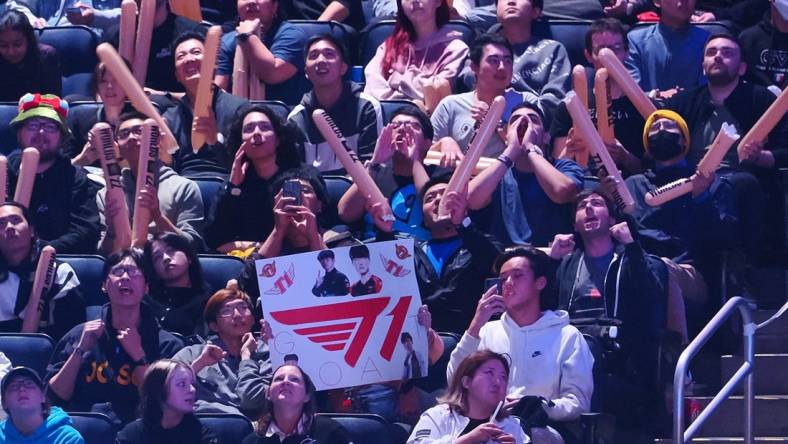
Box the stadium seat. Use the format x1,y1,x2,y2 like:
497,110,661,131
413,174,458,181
414,331,460,394
359,20,476,67
322,175,352,228
250,100,292,122
631,20,733,38
533,20,593,68
287,20,359,61
193,176,225,220
0,333,55,376
379,100,421,124
68,412,117,444
37,26,99,97
196,412,253,443
198,254,246,295
59,255,107,321
0,102,19,155
317,413,407,444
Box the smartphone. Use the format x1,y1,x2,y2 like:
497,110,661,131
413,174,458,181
282,179,302,206
484,278,502,295
66,7,82,14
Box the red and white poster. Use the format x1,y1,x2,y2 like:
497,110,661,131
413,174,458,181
256,239,427,391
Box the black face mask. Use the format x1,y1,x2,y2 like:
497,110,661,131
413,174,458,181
647,131,684,161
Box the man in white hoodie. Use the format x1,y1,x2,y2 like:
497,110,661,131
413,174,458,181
447,245,594,444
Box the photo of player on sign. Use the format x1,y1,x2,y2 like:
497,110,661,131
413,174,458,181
348,244,383,296
401,332,426,379
311,249,350,296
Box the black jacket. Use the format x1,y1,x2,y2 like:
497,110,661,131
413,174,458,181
312,268,351,296
554,241,667,385
8,154,101,254
116,415,219,444
46,303,184,425
144,286,210,338
415,225,502,334
661,80,788,168
241,416,352,444
162,88,248,178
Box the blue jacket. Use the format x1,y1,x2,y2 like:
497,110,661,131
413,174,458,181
0,407,84,444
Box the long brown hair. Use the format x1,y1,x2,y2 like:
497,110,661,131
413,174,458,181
139,359,195,426
380,0,451,78
439,350,510,419
254,364,318,436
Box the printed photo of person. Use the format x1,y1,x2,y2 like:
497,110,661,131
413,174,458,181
312,250,350,296
284,354,299,365
401,332,426,379
348,245,383,296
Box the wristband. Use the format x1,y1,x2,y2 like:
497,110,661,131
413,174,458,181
496,154,513,168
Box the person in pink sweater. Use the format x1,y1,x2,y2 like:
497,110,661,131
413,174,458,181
363,0,469,114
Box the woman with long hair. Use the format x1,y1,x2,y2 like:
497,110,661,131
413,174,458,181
0,9,61,101
144,233,210,338
115,359,220,443
363,0,468,112
407,350,528,444
204,103,302,254
242,364,351,444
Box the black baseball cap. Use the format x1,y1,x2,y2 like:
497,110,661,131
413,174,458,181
1,367,44,396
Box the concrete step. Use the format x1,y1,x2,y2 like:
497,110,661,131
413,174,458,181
721,354,788,395
687,395,788,437
655,438,788,443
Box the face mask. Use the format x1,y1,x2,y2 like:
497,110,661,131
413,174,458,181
776,0,788,21
647,131,684,161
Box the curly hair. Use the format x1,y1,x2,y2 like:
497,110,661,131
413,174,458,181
225,103,301,171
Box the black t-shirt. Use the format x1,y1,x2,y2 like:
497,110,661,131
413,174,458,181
460,418,487,437
740,19,788,90
569,250,614,319
116,415,219,444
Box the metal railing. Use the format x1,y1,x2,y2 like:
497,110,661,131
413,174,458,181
673,296,756,444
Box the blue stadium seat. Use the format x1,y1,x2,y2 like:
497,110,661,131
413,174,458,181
193,176,225,220
379,100,421,124
198,254,246,296
322,175,352,228
0,102,19,155
250,100,292,122
317,413,406,444
287,20,359,61
196,413,253,443
359,20,476,67
68,412,117,444
37,26,98,97
631,21,733,38
532,20,593,68
0,333,55,376
59,255,107,321
414,331,460,394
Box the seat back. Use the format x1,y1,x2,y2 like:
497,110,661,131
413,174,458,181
0,333,55,375
37,26,98,97
379,100,422,124
196,413,253,443
68,412,117,444
250,100,292,122
59,255,107,320
322,175,352,228
631,21,733,38
359,20,475,67
193,177,225,219
0,102,20,155
317,413,401,444
532,20,593,67
287,20,359,61
414,331,460,394
198,254,246,296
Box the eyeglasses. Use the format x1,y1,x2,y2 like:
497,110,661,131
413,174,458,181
390,121,422,131
5,379,38,392
592,43,626,55
219,304,252,318
109,266,143,278
23,120,61,134
117,125,143,140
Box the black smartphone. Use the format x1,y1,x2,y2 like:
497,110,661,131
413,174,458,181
282,179,302,206
66,7,82,14
484,277,502,295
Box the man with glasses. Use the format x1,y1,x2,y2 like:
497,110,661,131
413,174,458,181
46,249,183,425
550,18,647,176
7,93,101,253
95,110,205,254
288,34,382,174
0,202,85,341
0,367,84,443
173,285,272,417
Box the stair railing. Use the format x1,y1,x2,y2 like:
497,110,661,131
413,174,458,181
673,296,755,444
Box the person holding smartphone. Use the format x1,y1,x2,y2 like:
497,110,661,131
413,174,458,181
447,246,594,444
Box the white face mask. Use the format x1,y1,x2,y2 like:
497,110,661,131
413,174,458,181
776,0,788,21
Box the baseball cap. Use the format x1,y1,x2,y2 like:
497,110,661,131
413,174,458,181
9,93,70,134
1,367,44,396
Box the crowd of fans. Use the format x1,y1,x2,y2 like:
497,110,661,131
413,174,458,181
0,0,786,443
